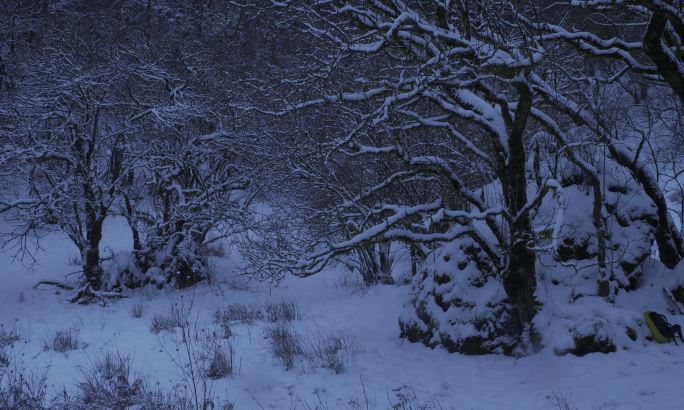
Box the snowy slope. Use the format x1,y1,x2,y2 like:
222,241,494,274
1,218,684,409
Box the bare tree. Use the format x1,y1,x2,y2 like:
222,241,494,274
524,0,684,268
0,17,134,303
239,0,586,349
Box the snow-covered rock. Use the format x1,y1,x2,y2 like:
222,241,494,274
399,237,515,355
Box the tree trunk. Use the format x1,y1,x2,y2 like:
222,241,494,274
410,243,418,278
608,142,683,268
83,216,104,291
643,11,684,106
376,242,393,284
83,185,104,291
123,194,147,272
591,179,612,299
504,223,537,330
500,83,538,340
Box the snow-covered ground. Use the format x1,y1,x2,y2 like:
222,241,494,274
2,218,684,409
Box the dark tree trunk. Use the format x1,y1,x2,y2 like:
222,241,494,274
643,11,684,106
83,213,104,291
377,242,393,284
410,243,418,278
123,194,147,273
592,179,611,298
83,183,104,291
502,171,538,333
500,83,538,338
504,221,538,329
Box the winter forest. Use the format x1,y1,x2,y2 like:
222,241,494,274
1,0,684,409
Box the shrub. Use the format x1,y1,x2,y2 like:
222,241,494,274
76,352,144,409
217,321,232,340
547,390,576,410
150,314,177,334
0,325,19,349
44,329,80,353
305,330,349,374
333,270,368,294
151,295,194,334
131,299,145,318
265,323,352,373
159,323,236,409
388,385,445,410
265,323,303,370
265,301,301,322
205,344,234,380
399,237,513,355
223,272,250,291
0,365,48,410
214,304,263,325
56,350,235,410
0,325,20,368
211,311,233,340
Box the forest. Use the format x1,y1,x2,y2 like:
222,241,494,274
1,1,684,409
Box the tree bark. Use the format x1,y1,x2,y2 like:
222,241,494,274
643,11,684,106
500,83,538,336
83,186,104,291
123,194,147,273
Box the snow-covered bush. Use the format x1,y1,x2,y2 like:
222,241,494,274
553,159,658,292
538,255,653,355
399,160,663,356
399,237,515,355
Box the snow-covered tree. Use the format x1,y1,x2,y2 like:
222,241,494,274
240,0,684,354
524,0,684,269
0,1,251,299
241,0,584,353
0,17,134,302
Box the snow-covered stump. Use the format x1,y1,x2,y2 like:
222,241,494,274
399,238,517,355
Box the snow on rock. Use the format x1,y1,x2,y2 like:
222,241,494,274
553,159,658,290
399,237,514,355
535,281,644,356
3,218,684,409
103,251,143,290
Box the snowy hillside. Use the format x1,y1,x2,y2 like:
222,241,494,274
1,219,684,410
3,1,684,409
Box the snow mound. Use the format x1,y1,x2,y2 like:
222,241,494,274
399,237,515,355
553,160,658,290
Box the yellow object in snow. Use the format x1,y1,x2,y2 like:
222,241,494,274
644,311,669,343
